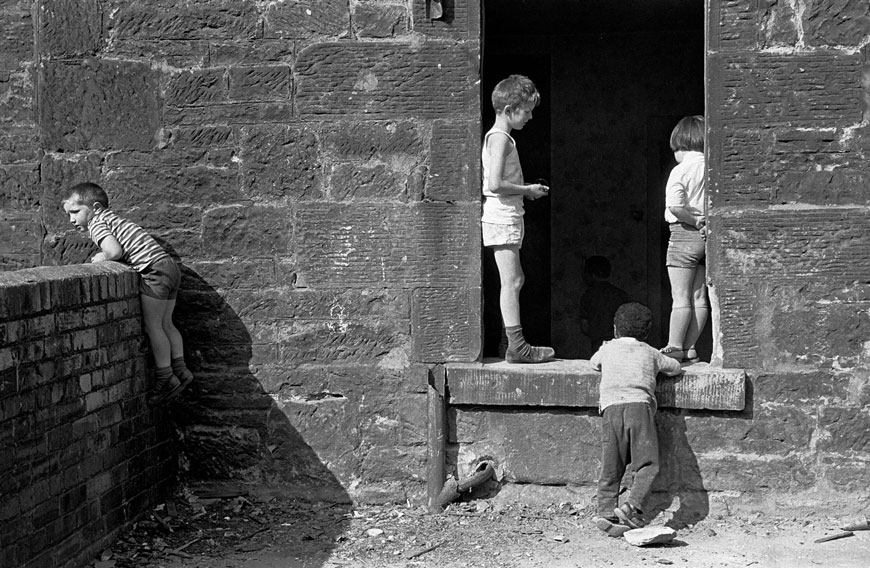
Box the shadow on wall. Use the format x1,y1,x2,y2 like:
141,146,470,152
650,410,709,529
167,262,353,563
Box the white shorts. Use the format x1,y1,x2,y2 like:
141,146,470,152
482,221,524,248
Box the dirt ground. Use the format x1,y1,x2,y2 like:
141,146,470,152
90,485,870,568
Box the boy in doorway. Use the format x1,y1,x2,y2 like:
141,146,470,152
590,302,683,535
482,74,554,363
579,255,630,356
62,182,194,406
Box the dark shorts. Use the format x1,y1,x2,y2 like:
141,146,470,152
139,257,181,300
666,222,706,269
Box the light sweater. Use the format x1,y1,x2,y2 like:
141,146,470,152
590,337,683,412
664,150,705,224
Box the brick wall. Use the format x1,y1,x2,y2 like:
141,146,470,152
0,263,175,568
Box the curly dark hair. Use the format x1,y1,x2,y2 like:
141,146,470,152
614,302,652,341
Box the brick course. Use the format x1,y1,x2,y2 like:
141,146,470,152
0,263,174,568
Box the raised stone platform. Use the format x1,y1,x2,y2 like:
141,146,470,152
445,358,746,411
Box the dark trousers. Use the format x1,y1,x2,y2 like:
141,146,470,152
597,402,660,517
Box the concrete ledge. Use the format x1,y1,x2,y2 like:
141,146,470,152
445,358,746,411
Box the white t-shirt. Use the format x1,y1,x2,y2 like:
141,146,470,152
664,151,705,224
481,128,524,224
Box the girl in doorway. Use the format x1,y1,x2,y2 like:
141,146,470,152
660,115,707,363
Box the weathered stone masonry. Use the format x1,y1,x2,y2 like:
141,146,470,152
2,0,481,510
2,2,870,565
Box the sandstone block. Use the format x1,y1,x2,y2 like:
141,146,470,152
240,124,322,200
0,126,41,164
296,42,477,118
202,205,293,258
39,60,160,151
453,408,600,485
295,202,479,288
321,120,424,161
37,0,102,57
275,321,408,365
427,121,480,201
818,406,870,453
0,164,40,209
1,3,33,67
165,69,227,106
412,287,481,362
209,41,296,66
329,163,409,202
108,1,258,41
0,212,43,271
353,4,408,38
163,100,294,126
228,66,290,101
802,0,870,47
263,0,349,39
715,52,862,127
697,455,815,492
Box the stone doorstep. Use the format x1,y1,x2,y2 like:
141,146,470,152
444,358,746,411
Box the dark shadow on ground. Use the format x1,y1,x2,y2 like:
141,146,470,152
166,263,352,566
651,410,710,529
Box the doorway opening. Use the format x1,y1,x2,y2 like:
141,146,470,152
481,0,708,360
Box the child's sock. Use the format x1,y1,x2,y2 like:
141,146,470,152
154,366,175,391
171,357,194,383
505,325,531,358
504,325,555,363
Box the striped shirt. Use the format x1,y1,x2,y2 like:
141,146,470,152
88,209,169,272
590,337,683,412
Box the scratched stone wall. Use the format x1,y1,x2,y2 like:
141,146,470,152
0,0,481,503
447,0,870,515
703,0,870,502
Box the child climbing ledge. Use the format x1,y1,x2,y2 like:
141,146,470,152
426,360,746,512
444,358,746,411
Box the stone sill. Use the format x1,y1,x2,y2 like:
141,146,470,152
444,358,746,411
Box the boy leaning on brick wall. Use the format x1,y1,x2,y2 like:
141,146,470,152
62,182,194,406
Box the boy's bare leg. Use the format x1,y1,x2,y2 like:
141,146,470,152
141,294,172,368
493,246,523,326
493,246,554,363
162,298,194,384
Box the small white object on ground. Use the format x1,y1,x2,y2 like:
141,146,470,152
623,526,677,546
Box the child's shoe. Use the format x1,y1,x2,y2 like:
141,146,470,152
683,347,699,364
147,375,186,407
595,516,630,537
614,503,646,529
659,345,685,361
506,345,555,364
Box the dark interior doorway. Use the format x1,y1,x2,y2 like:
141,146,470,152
481,0,708,360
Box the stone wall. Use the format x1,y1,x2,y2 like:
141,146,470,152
704,0,870,502
0,0,481,503
0,263,174,568
2,0,870,521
